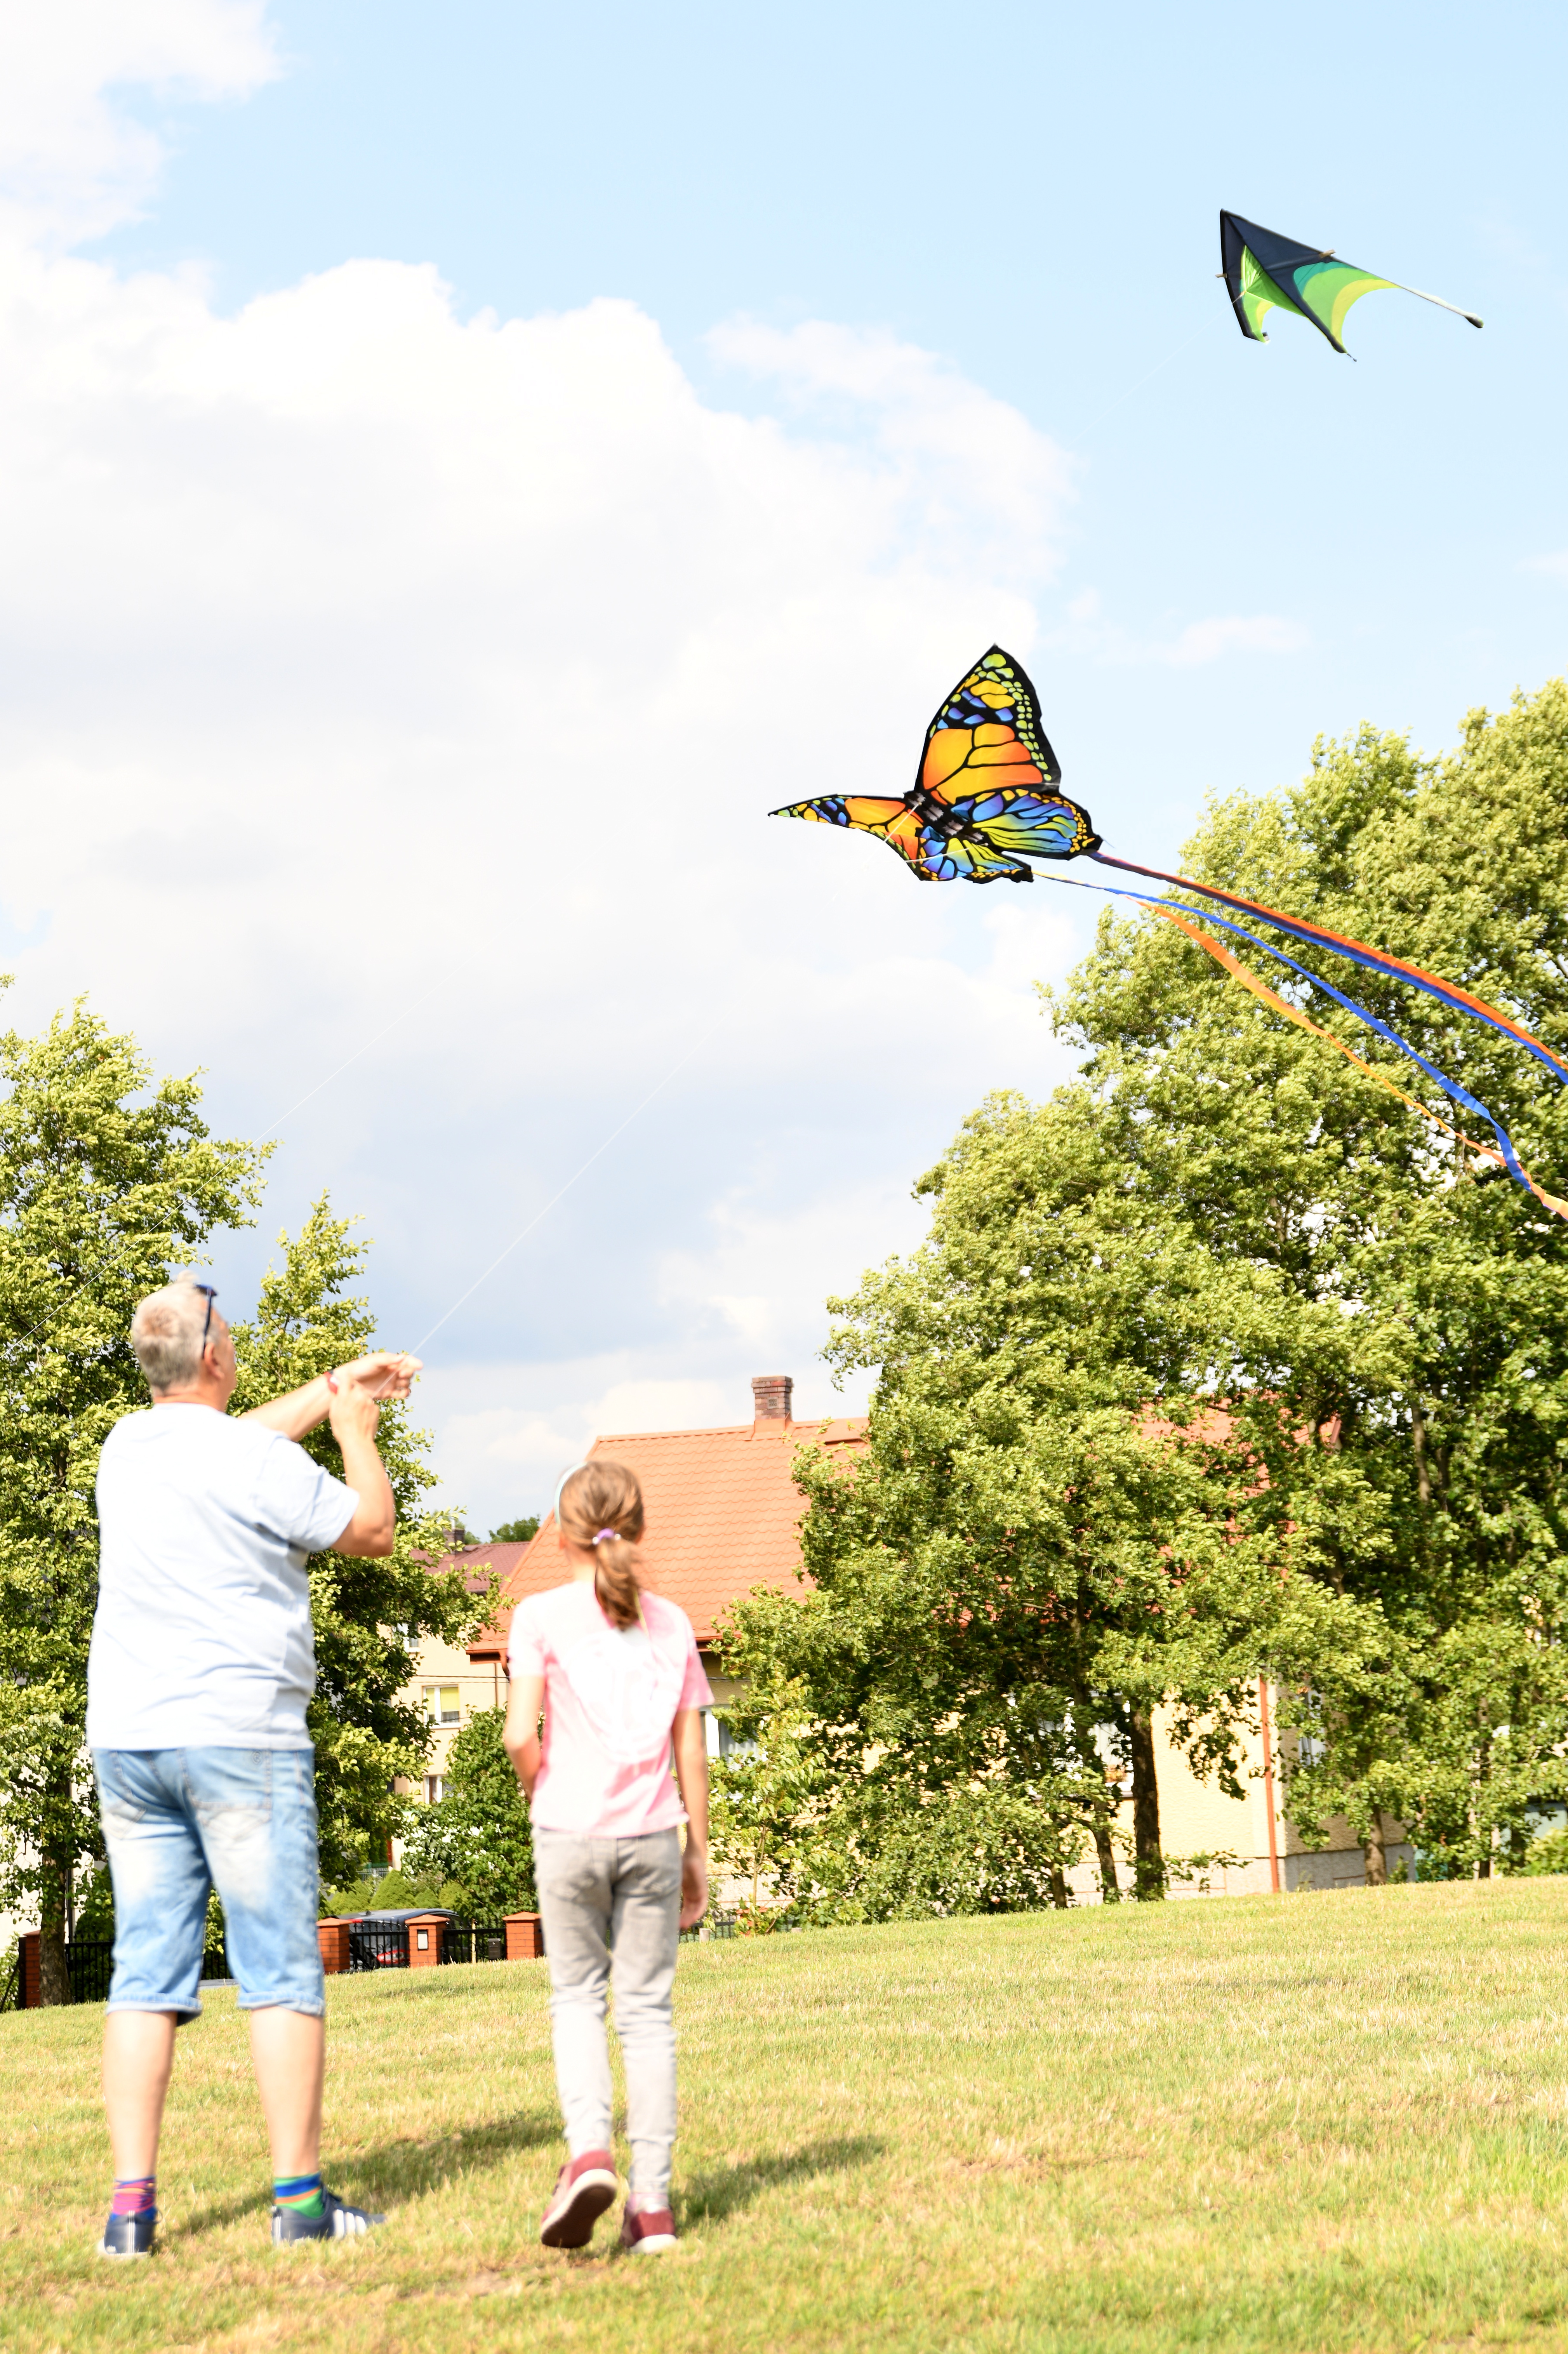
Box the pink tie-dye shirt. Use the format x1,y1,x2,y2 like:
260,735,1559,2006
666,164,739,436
508,1581,713,1838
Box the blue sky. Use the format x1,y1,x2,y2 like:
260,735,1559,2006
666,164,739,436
2,0,1564,1525
105,0,1568,775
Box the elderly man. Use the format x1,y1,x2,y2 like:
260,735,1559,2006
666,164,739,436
87,1273,421,2258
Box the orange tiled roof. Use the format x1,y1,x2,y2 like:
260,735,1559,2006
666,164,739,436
457,1412,867,1656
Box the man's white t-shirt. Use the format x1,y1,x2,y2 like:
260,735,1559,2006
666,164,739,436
87,1403,359,1751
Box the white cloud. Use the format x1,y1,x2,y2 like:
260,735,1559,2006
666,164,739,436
1525,551,1568,580
1046,600,1310,669
710,318,1074,581
1160,614,1311,667
0,1,277,246
0,11,1090,1528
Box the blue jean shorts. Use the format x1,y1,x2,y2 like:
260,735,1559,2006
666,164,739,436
93,1747,325,2018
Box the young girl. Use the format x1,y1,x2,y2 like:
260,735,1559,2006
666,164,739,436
504,1457,711,2255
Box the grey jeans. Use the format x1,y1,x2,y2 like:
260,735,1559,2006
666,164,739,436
532,1825,683,2212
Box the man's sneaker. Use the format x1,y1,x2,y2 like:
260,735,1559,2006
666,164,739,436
620,2204,678,2255
98,2209,157,2259
271,2189,384,2246
539,2150,619,2249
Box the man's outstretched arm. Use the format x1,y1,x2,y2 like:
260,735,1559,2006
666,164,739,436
240,1352,421,1440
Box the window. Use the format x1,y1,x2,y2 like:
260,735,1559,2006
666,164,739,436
424,1775,445,1804
424,1685,460,1726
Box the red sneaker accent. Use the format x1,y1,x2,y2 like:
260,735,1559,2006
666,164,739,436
620,2204,678,2254
540,2150,619,2249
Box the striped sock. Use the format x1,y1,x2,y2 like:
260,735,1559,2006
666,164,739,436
111,2175,156,2217
273,2171,325,2218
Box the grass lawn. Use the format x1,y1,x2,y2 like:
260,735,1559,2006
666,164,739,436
7,1879,1568,2351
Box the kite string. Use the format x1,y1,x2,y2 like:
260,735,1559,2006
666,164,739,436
406,859,872,1358
1,1018,412,1353
258,1014,402,1139
408,1018,723,1355
1062,324,1209,447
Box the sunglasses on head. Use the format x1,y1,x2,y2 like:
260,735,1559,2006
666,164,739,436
192,1283,217,1349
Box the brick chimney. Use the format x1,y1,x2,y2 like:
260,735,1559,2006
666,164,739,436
751,1374,793,1423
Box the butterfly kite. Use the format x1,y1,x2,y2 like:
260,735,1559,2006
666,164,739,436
1220,211,1483,356
771,647,1567,1221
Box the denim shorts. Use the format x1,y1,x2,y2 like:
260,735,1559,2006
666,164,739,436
93,1747,325,2017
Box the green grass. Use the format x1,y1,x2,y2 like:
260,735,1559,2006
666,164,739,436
9,1879,1568,2351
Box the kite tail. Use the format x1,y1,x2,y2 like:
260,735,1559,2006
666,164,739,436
1047,859,1565,1213
1090,851,1568,1086
1132,889,1541,1194
1148,906,1568,1224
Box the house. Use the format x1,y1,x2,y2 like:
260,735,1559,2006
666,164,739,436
400,1373,1407,1894
403,1545,526,1801
417,1375,867,1765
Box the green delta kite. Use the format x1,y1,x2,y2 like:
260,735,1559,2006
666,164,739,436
1220,211,1482,355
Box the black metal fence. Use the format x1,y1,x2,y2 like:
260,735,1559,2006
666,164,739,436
681,1908,736,1943
341,1917,511,1972
0,1914,559,2008
344,1918,412,1971
441,1922,506,1966
1,1940,234,2008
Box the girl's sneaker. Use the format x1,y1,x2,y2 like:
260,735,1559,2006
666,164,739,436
539,2151,619,2248
620,2204,678,2255
99,2209,157,2258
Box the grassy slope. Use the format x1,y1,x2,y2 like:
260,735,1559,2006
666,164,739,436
7,1880,1568,2351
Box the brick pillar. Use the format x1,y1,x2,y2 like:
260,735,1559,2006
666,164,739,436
18,1932,38,2009
317,1919,353,1975
504,1912,546,1961
407,1913,445,1968
751,1374,793,1422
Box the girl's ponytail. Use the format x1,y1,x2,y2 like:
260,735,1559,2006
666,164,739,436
556,1459,646,1629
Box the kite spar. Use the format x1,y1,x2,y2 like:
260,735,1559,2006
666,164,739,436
1219,210,1482,354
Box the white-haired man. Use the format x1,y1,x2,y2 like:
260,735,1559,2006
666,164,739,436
87,1274,421,2258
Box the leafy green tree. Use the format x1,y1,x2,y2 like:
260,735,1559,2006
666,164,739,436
489,1516,539,1545
714,1092,1330,1913
1046,681,1568,1880
0,997,264,2000
228,1198,491,1884
398,1706,535,1916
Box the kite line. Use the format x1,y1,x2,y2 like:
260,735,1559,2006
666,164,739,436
2,1016,404,1354
257,1014,402,1138
409,1021,722,1354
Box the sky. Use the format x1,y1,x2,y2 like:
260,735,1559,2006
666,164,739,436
1,0,1565,1529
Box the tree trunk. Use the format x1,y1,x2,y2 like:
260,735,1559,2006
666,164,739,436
1127,1709,1164,1900
1091,1809,1120,1903
1049,1864,1069,1911
38,1863,70,2008
1363,1810,1388,1888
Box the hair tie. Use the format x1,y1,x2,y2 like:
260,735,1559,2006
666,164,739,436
592,1527,618,1546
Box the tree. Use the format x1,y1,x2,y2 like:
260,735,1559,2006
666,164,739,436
0,997,264,2000
1045,682,1568,1880
228,1198,491,1885
398,1707,535,1916
713,1093,1320,1913
489,1516,539,1545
